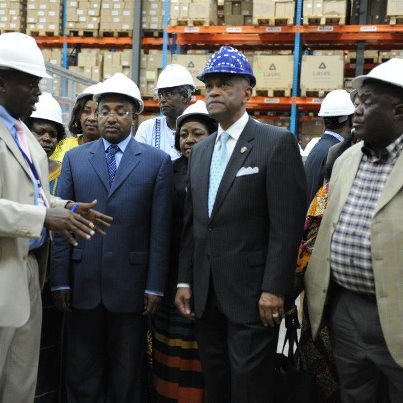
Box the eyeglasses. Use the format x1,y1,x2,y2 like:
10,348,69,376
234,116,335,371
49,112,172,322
97,110,135,118
154,89,185,100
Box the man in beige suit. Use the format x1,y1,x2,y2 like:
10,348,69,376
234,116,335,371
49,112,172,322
305,58,403,403
0,33,111,402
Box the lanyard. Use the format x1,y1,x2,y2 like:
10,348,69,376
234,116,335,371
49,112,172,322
153,117,161,149
14,138,43,188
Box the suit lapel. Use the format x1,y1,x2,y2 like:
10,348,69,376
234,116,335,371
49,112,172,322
374,151,403,216
89,139,110,193
0,120,33,180
109,137,141,198
209,118,255,221
329,144,362,220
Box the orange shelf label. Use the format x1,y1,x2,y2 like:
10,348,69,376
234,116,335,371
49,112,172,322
226,27,243,33
264,98,280,104
317,26,334,32
266,27,282,32
360,25,377,32
184,27,200,33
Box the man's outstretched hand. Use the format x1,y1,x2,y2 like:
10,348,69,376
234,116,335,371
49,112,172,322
45,200,113,246
66,200,113,236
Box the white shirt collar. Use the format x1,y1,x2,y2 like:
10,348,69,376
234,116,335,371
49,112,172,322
216,112,249,143
102,134,132,153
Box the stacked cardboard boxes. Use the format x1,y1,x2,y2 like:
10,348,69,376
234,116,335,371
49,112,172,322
303,0,347,24
253,54,294,96
142,0,165,30
387,0,403,23
300,54,344,96
42,48,62,65
172,53,210,91
139,49,163,97
0,0,25,32
26,0,62,35
223,1,253,25
378,49,403,63
170,0,218,25
252,0,295,25
66,1,101,35
100,0,134,34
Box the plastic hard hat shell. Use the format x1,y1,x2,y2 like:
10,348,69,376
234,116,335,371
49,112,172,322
197,46,256,87
0,32,51,79
352,58,403,90
176,100,211,128
77,82,103,101
94,73,144,113
30,92,63,124
155,64,195,90
318,89,355,117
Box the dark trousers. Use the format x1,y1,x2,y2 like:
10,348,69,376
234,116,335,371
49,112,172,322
65,304,146,403
330,287,403,403
194,284,279,403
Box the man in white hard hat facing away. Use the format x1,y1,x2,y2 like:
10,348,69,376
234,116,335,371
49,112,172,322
305,58,403,402
50,73,173,402
135,64,195,160
305,89,355,201
0,32,111,402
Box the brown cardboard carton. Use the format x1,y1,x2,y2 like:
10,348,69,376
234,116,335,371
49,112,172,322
253,55,294,91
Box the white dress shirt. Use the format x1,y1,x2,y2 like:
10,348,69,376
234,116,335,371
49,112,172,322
177,112,249,289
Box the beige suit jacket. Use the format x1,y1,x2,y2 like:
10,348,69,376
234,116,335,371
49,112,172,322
0,120,66,328
305,141,403,368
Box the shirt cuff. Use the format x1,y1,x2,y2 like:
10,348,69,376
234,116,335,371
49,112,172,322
51,286,71,292
145,289,164,297
177,283,191,288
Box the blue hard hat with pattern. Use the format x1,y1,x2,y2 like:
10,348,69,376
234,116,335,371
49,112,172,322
197,46,256,87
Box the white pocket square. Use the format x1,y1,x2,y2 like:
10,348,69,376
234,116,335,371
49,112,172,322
236,166,259,177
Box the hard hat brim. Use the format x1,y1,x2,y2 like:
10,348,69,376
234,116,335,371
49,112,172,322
352,74,403,91
197,72,256,88
0,64,52,79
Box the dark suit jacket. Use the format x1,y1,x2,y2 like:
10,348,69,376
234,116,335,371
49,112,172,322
304,132,340,201
178,117,307,324
50,137,173,313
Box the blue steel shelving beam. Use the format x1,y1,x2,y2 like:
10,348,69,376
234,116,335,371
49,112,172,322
162,0,170,68
290,0,303,136
61,0,68,98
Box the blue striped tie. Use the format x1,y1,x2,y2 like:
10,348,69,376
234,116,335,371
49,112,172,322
106,144,119,186
208,132,230,216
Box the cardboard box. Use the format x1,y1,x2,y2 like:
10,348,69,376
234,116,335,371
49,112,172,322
322,0,347,16
253,55,294,91
275,1,295,17
301,55,344,92
172,54,209,89
387,0,403,15
252,1,276,18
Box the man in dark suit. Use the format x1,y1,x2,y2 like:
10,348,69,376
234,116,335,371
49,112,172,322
175,46,307,403
51,73,173,402
304,89,355,201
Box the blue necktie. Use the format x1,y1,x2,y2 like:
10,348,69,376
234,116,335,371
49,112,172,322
208,132,230,216
106,144,119,186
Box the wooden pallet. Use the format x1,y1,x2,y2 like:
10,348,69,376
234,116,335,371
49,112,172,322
67,29,98,37
389,15,403,25
253,17,294,26
300,88,331,97
99,30,133,38
303,16,345,25
26,29,59,37
171,18,215,27
255,88,292,97
143,29,163,38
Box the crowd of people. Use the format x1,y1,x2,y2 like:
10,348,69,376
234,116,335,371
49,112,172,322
0,31,402,403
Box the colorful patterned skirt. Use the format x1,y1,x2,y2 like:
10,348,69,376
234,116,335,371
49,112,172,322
152,303,204,403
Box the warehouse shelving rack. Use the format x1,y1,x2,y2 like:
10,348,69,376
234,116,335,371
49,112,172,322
33,0,403,134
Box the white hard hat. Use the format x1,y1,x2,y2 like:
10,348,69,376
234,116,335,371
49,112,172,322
176,100,211,128
318,89,355,117
77,82,103,101
94,73,144,113
155,64,195,91
30,92,63,125
0,32,51,79
352,58,403,90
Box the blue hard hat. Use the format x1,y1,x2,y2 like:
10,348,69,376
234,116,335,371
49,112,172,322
197,46,256,87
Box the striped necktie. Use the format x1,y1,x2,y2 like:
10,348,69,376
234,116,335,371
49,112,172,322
106,144,119,186
208,132,230,216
